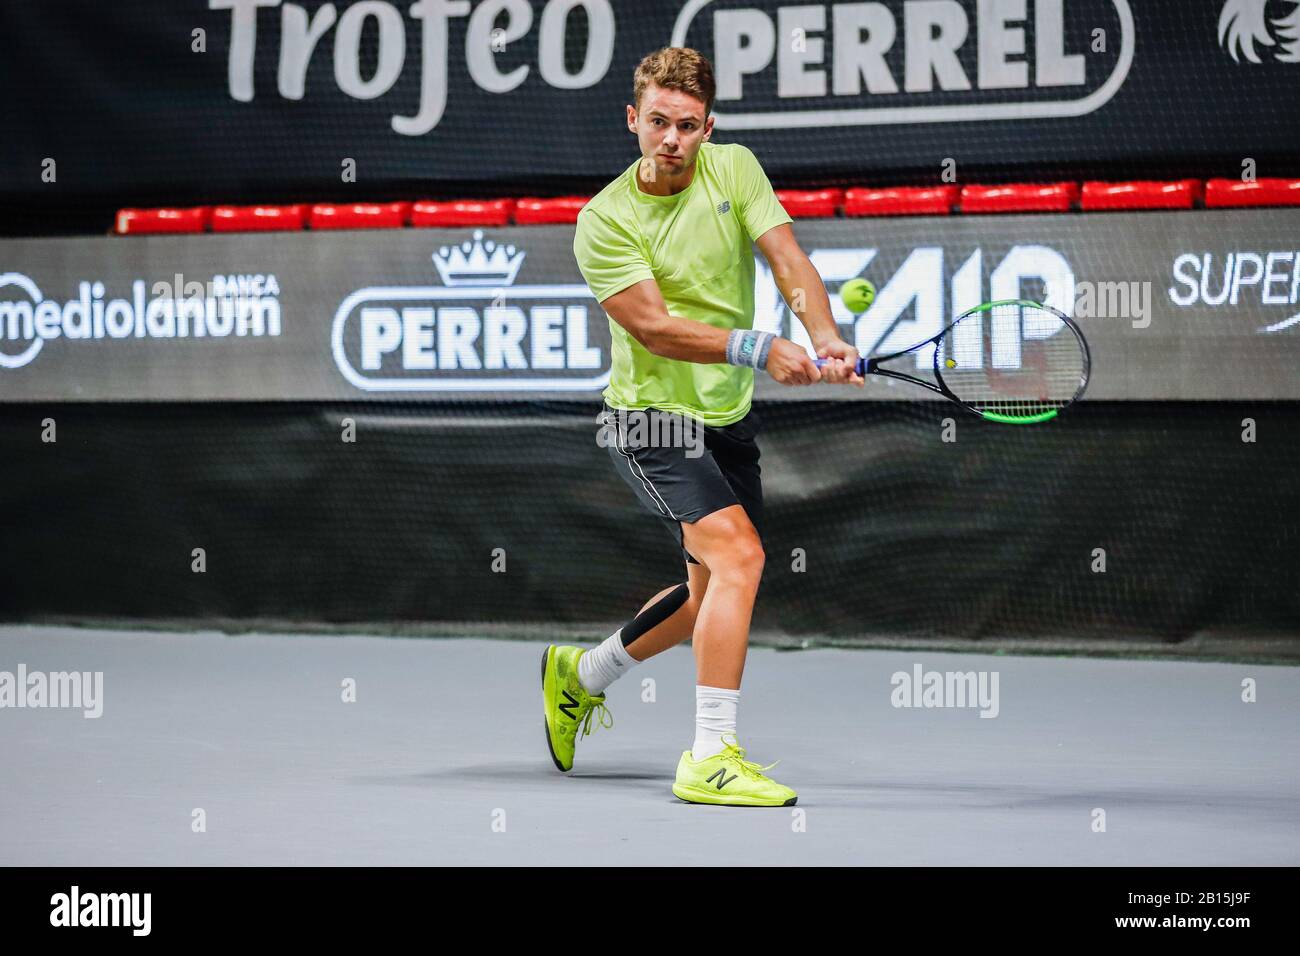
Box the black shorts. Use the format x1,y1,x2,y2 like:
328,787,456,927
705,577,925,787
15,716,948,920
601,402,763,565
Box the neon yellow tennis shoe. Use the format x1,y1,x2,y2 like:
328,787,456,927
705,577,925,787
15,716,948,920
672,734,798,807
541,645,613,772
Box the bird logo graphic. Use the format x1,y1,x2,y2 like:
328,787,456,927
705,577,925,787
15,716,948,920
1218,0,1300,63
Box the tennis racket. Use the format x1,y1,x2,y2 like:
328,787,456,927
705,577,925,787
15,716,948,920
815,299,1091,424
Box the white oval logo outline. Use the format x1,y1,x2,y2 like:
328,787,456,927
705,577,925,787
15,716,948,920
672,0,1135,129
332,284,612,392
0,272,47,370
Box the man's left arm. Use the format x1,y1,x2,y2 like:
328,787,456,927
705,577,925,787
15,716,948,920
756,224,864,387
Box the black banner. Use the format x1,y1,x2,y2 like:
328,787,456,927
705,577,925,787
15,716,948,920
3,0,1300,208
0,869,1288,935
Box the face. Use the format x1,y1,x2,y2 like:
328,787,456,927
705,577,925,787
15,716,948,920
626,83,714,185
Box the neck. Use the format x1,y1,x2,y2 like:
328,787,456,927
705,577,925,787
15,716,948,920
635,157,696,197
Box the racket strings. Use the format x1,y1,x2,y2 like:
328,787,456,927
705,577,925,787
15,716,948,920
936,303,1087,417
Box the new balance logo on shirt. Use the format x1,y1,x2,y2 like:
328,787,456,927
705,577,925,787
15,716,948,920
717,200,731,215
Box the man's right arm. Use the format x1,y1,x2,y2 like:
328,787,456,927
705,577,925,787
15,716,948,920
576,207,818,384
600,279,725,364
601,279,820,386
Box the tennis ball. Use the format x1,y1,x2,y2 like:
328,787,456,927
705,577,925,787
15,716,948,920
840,278,876,313
945,358,958,369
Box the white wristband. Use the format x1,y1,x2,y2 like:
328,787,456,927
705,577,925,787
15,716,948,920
726,329,777,370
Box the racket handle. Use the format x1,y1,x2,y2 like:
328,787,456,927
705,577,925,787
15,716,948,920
814,356,866,376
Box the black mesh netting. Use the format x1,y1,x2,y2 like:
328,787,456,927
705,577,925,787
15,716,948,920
3,399,1298,654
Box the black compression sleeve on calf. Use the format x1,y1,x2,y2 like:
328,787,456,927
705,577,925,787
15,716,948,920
620,583,690,647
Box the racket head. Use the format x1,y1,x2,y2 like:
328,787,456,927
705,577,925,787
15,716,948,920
931,299,1090,424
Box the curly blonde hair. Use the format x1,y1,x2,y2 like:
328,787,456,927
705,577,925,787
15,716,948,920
633,48,715,115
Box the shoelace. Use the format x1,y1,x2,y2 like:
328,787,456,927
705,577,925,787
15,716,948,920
720,736,779,779
576,697,614,740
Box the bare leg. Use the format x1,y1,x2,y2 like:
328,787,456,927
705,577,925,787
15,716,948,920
623,561,708,662
679,505,764,689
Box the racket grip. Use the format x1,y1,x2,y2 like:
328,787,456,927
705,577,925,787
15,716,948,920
814,356,866,375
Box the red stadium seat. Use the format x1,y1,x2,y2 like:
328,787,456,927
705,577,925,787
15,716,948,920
959,183,1079,213
211,204,307,232
114,206,211,235
308,201,411,230
843,186,957,216
775,189,843,219
410,199,515,227
1204,178,1300,208
513,196,588,225
1081,180,1202,211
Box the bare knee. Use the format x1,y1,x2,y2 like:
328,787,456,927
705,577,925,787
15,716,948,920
685,506,765,584
731,538,765,582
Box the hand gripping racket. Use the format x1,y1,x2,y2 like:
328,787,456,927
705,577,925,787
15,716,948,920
815,299,1091,424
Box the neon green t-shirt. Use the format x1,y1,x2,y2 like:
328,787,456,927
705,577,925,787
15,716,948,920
573,141,793,427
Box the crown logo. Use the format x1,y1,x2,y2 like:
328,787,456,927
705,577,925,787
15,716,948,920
432,230,525,287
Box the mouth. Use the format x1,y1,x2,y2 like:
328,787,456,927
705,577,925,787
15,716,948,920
659,154,682,162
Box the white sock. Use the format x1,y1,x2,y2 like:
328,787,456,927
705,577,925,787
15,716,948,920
692,685,740,760
577,630,636,695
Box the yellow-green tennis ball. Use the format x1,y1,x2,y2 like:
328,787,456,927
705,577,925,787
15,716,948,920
840,278,876,313
945,358,958,369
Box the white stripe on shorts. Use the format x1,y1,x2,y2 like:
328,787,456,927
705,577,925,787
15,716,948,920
608,409,679,521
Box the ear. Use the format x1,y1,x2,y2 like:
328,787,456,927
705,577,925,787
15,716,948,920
702,114,715,141
626,104,637,134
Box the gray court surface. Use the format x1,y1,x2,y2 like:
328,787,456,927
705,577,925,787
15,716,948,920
1,624,1297,866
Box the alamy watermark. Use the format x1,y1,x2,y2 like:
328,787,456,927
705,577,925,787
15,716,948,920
1045,279,1153,329
890,664,999,718
50,886,150,935
597,408,705,459
0,664,103,718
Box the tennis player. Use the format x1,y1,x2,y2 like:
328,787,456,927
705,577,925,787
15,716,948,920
543,47,863,806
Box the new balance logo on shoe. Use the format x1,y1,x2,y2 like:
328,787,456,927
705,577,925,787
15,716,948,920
558,690,579,720
707,768,737,790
